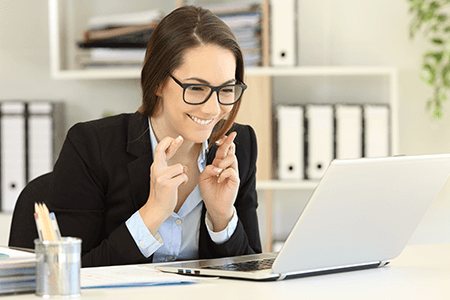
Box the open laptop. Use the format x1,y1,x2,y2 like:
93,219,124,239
157,154,450,281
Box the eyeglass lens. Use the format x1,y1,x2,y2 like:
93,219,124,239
184,85,244,104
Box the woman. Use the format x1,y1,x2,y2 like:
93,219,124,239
46,6,261,267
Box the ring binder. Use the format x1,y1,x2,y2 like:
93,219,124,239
0,101,64,212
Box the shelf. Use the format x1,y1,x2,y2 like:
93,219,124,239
246,66,397,77
50,66,398,80
51,68,142,80
256,180,319,190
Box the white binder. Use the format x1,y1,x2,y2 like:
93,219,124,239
276,105,303,180
1,102,26,212
306,105,334,180
335,105,363,159
28,102,54,182
364,105,390,158
270,0,296,66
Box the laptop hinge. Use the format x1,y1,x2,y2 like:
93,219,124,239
378,260,390,268
277,273,287,281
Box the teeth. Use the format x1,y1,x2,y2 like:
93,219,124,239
189,115,213,125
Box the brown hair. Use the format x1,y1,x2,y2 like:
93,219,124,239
139,5,244,145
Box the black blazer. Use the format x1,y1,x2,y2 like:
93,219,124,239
45,112,261,267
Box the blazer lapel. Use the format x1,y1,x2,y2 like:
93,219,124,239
126,112,153,210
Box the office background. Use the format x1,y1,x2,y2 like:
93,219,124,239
1,0,449,247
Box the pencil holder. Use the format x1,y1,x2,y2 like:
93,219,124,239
34,237,82,298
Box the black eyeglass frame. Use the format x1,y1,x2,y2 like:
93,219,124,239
168,74,247,106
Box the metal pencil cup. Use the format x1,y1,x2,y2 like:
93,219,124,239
34,237,82,298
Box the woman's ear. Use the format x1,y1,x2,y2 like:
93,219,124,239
156,81,165,97
156,85,163,97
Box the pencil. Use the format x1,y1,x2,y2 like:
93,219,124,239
41,203,57,242
34,203,44,241
49,212,62,241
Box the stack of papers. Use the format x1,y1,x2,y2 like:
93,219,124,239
1,247,198,294
197,2,263,67
76,9,162,69
0,247,36,295
81,264,197,289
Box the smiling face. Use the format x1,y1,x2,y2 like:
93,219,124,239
151,44,236,145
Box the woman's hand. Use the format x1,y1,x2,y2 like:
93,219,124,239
199,132,240,232
139,136,187,235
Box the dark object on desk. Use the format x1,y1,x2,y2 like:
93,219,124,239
8,172,52,250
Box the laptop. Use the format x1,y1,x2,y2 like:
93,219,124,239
157,154,450,281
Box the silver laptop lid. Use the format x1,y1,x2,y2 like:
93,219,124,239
273,154,450,274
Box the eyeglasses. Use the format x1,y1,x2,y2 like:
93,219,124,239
169,74,247,105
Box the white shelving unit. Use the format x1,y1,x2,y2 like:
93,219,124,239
48,0,399,253
252,66,399,252
48,0,175,79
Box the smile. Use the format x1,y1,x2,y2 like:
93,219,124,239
188,114,214,125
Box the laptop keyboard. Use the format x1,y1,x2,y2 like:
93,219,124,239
203,258,275,272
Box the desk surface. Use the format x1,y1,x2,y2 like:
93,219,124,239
6,243,450,300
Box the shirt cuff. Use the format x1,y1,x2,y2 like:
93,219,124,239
205,207,238,244
125,210,163,258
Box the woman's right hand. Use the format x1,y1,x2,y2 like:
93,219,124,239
139,135,187,235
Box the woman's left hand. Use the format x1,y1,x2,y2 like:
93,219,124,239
199,132,239,232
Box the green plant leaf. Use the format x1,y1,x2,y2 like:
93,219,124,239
437,14,447,22
408,0,450,119
422,63,437,84
425,51,444,62
429,1,440,10
442,64,450,87
432,38,444,44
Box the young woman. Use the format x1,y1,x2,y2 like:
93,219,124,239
45,6,261,267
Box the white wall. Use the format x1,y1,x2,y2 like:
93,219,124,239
1,0,449,245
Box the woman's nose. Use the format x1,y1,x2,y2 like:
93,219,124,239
201,91,221,116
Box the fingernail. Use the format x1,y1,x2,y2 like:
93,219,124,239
215,139,222,145
213,167,223,173
177,135,183,142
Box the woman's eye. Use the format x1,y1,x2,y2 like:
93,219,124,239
221,88,234,94
187,86,205,92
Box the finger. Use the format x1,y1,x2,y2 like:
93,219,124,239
215,132,237,159
155,172,188,191
168,172,189,187
217,168,239,185
213,143,237,170
154,136,183,164
199,165,223,182
165,135,184,161
154,164,187,183
213,154,236,171
229,143,238,169
215,136,226,147
230,142,236,155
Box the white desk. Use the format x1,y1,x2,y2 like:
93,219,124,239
6,243,450,299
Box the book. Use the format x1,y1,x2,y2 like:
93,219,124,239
77,28,154,49
190,2,260,15
82,23,158,43
0,247,36,295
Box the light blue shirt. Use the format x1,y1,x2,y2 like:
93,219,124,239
125,119,238,263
